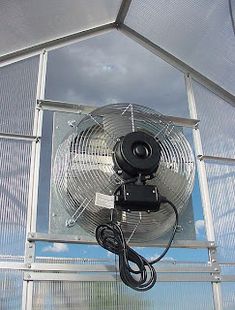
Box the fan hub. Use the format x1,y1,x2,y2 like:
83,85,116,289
113,131,161,178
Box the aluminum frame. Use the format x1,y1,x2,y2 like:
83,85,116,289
186,73,223,310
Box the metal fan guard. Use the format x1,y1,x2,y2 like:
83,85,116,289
53,103,195,242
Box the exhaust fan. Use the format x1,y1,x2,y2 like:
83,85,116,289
53,103,195,291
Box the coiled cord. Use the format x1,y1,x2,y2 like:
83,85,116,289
95,197,179,291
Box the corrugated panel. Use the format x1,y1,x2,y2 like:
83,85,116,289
221,283,235,310
126,0,235,95
192,81,235,158
0,269,23,310
0,56,39,135
205,161,235,262
32,281,214,310
0,139,31,256
0,0,121,57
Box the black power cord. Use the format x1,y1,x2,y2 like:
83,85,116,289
95,196,179,292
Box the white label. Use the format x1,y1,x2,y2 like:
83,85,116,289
95,193,114,209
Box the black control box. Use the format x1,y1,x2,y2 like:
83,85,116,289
115,184,160,212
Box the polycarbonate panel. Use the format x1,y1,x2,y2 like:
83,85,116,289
0,139,31,256
0,269,23,309
0,0,121,57
222,283,235,310
0,56,39,135
205,161,235,262
126,0,235,94
32,281,214,310
192,81,235,158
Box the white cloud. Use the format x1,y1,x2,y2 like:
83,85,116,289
42,243,69,253
195,220,205,236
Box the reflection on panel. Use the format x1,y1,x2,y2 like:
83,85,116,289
126,0,235,94
0,139,31,256
0,56,39,135
192,81,235,158
221,283,235,310
206,161,235,262
0,269,23,310
0,0,121,57
32,280,214,310
45,31,189,117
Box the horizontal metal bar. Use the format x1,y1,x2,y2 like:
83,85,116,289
221,275,235,282
160,115,199,128
0,23,115,65
120,25,235,107
198,155,235,164
30,262,217,274
39,99,198,127
24,271,216,282
0,262,27,270
0,132,38,141
28,232,215,249
38,99,95,114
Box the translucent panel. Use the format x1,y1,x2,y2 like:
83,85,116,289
46,31,189,117
126,0,235,94
0,269,23,309
206,161,235,262
192,81,235,158
32,281,214,310
0,139,31,256
0,0,121,57
0,56,39,135
222,283,235,310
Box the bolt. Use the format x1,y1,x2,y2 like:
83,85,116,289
152,190,155,194
214,276,221,281
30,233,35,238
127,209,131,212
65,218,76,227
27,264,31,269
26,274,31,280
212,259,216,263
214,268,219,271
68,120,76,127
117,170,122,175
126,193,129,196
147,210,151,214
52,213,56,217
28,243,33,248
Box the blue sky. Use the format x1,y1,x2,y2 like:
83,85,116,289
37,30,207,263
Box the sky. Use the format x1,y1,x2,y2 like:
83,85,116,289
36,30,207,264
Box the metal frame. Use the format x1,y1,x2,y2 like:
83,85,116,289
28,232,213,249
186,73,223,310
22,51,48,310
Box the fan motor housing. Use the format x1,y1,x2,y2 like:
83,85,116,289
113,131,161,178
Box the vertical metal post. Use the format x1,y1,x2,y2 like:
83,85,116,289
185,73,223,310
22,50,47,310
